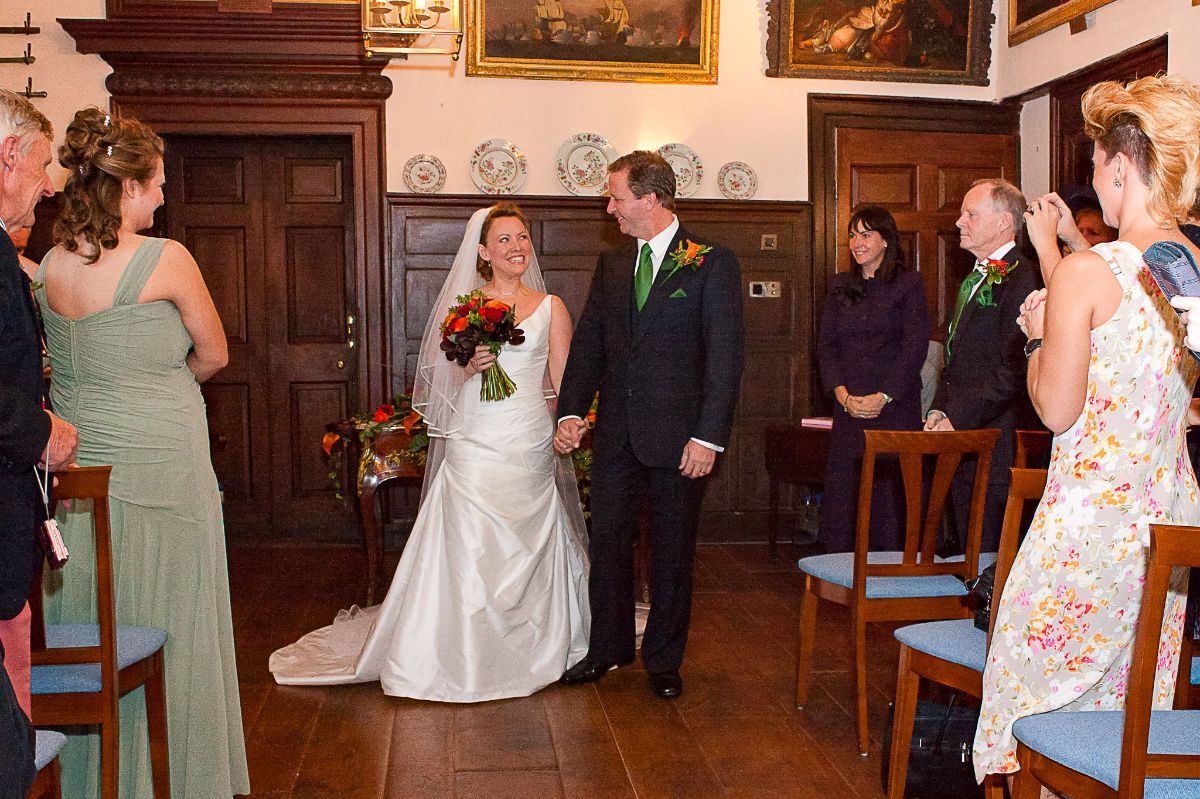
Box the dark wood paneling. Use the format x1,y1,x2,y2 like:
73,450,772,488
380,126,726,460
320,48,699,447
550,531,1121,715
1047,37,1168,193
387,196,812,542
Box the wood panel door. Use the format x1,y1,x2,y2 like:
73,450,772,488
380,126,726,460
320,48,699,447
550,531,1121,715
163,136,359,540
835,127,1020,335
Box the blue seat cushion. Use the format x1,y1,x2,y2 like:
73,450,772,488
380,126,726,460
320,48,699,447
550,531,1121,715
797,551,998,600
34,729,67,770
1012,710,1200,797
31,624,167,695
894,618,987,672
1192,655,1198,686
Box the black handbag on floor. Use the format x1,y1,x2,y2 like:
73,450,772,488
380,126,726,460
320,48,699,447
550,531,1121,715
881,695,983,799
963,564,997,633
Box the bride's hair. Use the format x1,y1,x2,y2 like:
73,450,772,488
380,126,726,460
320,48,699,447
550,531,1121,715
1082,75,1200,226
54,107,164,264
475,202,530,280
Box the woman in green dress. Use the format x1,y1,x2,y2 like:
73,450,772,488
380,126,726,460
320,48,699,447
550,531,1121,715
36,107,249,798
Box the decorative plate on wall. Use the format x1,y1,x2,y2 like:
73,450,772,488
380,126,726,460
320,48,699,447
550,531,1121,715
657,143,704,198
555,133,619,196
469,138,528,195
717,161,758,200
402,154,447,194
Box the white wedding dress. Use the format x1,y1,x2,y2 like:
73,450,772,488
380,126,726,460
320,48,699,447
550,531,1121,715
270,296,590,701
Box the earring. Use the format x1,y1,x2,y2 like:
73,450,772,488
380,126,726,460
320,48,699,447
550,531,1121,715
1113,177,1123,188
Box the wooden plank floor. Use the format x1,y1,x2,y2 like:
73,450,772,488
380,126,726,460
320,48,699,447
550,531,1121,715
229,542,912,799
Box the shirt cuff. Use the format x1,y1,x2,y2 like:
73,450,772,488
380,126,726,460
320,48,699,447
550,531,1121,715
691,437,723,453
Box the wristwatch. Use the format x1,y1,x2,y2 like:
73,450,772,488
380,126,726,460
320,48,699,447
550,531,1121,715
1024,338,1043,358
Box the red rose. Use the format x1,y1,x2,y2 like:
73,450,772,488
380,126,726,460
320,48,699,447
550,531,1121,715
456,304,469,315
482,305,505,323
373,403,394,423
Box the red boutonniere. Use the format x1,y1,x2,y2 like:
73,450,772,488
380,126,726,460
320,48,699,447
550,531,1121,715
976,258,1018,308
666,239,713,276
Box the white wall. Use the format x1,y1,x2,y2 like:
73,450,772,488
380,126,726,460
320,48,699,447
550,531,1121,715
15,0,1198,201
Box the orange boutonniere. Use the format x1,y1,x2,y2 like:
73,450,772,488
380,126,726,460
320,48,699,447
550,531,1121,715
666,239,713,276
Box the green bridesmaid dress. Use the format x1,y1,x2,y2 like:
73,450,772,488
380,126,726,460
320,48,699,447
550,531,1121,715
36,237,250,798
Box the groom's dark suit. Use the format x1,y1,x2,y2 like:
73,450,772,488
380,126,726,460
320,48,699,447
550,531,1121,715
559,222,743,673
0,228,48,797
932,244,1040,552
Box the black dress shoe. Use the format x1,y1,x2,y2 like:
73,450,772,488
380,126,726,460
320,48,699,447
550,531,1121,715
560,657,630,685
649,670,682,699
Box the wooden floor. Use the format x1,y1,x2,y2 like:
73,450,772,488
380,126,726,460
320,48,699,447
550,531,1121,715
230,542,914,799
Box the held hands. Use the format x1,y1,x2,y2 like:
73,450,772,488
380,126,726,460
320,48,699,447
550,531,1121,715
462,345,496,378
923,410,954,432
1017,288,1049,340
1170,296,1200,352
553,418,588,454
40,411,79,471
679,440,716,479
846,393,888,419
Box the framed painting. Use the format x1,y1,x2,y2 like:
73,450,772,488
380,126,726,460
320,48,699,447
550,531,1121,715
1008,0,1119,46
466,0,719,84
765,0,993,85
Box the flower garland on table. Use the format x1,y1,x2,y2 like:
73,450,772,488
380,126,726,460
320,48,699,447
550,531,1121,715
322,392,429,500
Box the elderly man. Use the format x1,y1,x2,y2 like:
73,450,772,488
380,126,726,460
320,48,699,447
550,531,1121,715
0,89,77,797
554,150,744,699
925,178,1040,553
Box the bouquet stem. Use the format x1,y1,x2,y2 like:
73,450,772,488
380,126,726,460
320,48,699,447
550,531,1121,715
480,362,516,401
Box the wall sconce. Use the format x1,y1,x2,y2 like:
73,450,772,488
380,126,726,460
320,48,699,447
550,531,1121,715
361,0,463,59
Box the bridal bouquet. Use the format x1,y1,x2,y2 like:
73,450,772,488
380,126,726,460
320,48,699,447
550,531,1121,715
440,289,526,401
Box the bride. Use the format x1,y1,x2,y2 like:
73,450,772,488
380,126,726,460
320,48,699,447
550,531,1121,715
270,203,590,701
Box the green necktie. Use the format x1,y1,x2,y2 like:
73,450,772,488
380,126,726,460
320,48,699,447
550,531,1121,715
945,266,985,361
635,242,654,311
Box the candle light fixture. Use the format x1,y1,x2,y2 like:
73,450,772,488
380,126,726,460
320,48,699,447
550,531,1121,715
361,0,462,58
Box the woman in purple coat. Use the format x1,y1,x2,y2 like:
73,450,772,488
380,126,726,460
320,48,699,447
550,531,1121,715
816,206,929,552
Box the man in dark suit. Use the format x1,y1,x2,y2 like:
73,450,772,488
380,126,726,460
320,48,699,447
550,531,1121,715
553,150,744,699
925,178,1040,553
0,89,77,797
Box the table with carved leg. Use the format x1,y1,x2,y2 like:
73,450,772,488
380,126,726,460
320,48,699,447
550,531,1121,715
349,428,423,605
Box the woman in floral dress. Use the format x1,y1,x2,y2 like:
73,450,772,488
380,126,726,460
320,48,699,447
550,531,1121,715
973,75,1200,780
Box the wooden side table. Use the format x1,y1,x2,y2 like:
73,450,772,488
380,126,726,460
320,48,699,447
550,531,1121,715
764,424,831,558
336,426,424,605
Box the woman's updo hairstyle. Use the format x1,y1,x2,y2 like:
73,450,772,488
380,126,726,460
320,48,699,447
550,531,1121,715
1082,75,1200,227
476,202,530,281
54,107,165,263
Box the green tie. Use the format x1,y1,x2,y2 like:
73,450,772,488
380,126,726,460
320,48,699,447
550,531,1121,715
635,242,654,311
945,266,985,361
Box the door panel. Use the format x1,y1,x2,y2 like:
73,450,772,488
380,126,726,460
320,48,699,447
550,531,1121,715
837,127,1019,336
164,136,358,540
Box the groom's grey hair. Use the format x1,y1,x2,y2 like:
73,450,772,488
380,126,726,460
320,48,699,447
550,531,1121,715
0,89,52,155
610,150,677,211
972,178,1028,232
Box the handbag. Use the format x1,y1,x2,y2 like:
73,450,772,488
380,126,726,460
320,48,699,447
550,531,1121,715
963,564,996,633
881,695,983,798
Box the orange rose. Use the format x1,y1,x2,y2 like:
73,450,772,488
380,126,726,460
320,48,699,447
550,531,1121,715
321,431,341,457
402,410,422,435
450,317,469,334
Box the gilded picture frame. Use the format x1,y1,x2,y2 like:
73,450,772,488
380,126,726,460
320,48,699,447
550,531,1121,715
765,0,993,86
1008,0,1119,46
466,0,719,84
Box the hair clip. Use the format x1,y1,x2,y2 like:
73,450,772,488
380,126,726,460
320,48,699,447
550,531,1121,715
103,114,110,127
78,164,90,177
106,145,113,157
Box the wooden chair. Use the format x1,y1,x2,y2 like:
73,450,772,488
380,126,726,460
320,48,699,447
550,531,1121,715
795,428,999,756
27,729,68,799
886,467,1048,799
29,466,171,799
765,424,831,558
1012,522,1200,799
1014,429,1052,468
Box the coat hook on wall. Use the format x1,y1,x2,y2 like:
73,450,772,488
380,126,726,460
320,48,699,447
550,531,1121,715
0,13,39,36
0,43,34,64
17,77,45,99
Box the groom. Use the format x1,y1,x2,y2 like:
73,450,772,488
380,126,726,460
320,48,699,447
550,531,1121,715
554,150,744,699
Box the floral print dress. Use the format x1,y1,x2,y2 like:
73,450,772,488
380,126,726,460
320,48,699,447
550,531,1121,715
973,241,1200,779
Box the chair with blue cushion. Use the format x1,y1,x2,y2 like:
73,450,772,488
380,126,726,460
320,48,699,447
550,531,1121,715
27,729,68,799
29,466,171,799
886,467,1047,799
795,428,999,756
1012,522,1200,799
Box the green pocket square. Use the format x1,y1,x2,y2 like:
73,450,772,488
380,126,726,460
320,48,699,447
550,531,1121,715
670,288,687,298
